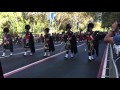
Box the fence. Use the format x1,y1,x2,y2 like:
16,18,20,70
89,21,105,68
101,44,119,78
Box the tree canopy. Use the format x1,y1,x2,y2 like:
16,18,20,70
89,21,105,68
1,12,118,38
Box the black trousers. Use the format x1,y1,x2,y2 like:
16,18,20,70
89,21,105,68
94,42,99,56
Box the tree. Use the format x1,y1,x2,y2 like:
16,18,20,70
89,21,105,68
101,12,120,30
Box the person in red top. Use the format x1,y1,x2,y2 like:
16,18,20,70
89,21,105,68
23,25,35,56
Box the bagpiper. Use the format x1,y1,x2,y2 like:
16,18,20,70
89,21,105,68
85,22,95,62
44,28,55,57
1,27,13,57
23,25,35,56
64,23,78,59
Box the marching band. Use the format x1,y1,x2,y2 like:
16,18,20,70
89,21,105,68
0,23,102,60
0,22,104,78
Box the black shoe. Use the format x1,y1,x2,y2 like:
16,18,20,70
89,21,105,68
71,56,74,58
44,56,47,57
64,57,68,59
23,55,27,57
92,59,94,61
88,59,92,62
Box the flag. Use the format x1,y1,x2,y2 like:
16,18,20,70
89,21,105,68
50,12,55,27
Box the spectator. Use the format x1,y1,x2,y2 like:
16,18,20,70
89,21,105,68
104,21,120,44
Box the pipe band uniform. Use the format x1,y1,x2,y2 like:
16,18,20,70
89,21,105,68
23,25,35,56
44,28,55,57
86,23,95,62
1,27,13,57
65,24,72,50
64,23,78,59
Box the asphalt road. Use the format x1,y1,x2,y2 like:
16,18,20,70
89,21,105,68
0,41,106,78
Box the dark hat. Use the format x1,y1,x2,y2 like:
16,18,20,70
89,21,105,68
25,25,31,30
87,23,94,29
44,28,50,33
3,27,9,33
66,23,72,30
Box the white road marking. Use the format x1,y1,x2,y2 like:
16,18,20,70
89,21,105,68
0,43,63,59
0,44,43,53
3,43,86,78
0,41,85,53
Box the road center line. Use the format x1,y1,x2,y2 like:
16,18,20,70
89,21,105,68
0,43,61,53
0,43,62,59
4,43,86,78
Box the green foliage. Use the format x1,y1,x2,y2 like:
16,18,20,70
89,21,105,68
101,12,120,30
0,12,105,39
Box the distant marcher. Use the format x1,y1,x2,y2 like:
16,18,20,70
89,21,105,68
23,25,35,56
1,27,13,57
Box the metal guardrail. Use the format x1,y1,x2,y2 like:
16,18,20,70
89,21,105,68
109,44,119,78
101,44,109,78
101,44,119,78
